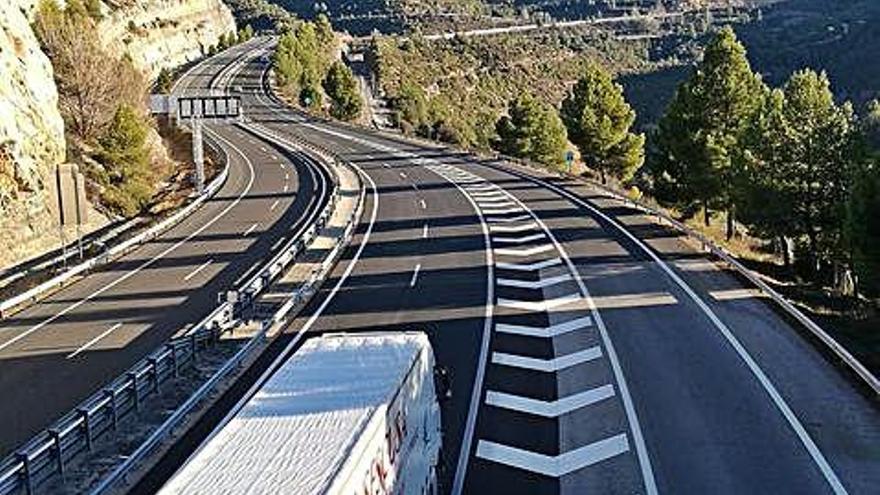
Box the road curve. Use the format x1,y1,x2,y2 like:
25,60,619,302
222,48,879,495
131,42,879,495
0,41,332,457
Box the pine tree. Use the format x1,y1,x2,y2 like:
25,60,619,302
652,26,765,237
323,61,363,121
156,67,173,95
97,104,154,216
740,70,860,277
560,60,644,184
495,96,567,169
846,160,880,295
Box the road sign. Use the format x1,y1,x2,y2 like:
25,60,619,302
55,164,87,227
565,150,575,172
177,95,241,120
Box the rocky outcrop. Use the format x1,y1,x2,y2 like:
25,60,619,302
0,0,236,270
99,0,236,80
0,1,75,268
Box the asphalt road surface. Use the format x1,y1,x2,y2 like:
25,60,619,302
0,41,332,457
199,45,878,495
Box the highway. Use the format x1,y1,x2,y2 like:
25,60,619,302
0,42,333,457
169,46,880,495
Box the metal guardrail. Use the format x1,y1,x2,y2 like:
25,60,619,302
287,92,880,397
494,153,880,396
0,312,225,495
0,118,363,495
0,135,231,320
90,127,366,495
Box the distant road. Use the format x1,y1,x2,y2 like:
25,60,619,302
0,40,331,457
146,44,879,495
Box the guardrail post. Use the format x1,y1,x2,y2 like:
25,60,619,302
168,343,179,378
190,333,199,361
104,388,118,431
77,408,92,452
128,372,140,413
17,452,32,495
148,357,160,393
49,428,64,479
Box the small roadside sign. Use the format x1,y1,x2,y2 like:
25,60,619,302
565,150,575,172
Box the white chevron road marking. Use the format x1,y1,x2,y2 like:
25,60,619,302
485,384,615,417
489,222,538,233
496,273,571,289
494,244,554,257
492,233,546,244
497,293,581,311
486,214,532,223
491,346,602,372
495,257,562,271
476,434,630,477
482,207,524,216
495,316,593,338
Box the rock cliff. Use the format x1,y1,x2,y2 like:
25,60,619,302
99,0,236,80
0,0,236,269
0,0,70,267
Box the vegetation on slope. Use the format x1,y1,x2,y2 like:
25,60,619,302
369,28,653,150
274,16,363,121
35,0,161,216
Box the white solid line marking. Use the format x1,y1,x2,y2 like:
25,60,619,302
409,263,421,287
496,169,659,493
234,263,260,287
270,199,280,211
485,384,615,417
494,244,554,257
497,293,582,312
66,323,123,359
513,172,848,494
492,233,546,244
271,237,286,252
492,346,602,372
496,316,593,338
0,129,257,354
496,257,562,271
497,273,572,289
183,259,213,282
490,222,539,233
422,223,429,238
476,434,629,477
243,223,259,236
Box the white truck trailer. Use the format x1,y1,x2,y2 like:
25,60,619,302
161,332,442,495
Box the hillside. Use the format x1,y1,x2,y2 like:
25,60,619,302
0,0,235,269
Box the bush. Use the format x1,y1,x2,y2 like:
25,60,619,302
323,61,363,121
96,105,155,216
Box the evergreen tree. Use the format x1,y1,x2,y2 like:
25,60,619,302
864,99,880,150
560,60,644,183
495,96,567,169
323,61,363,121
740,70,860,277
651,26,765,237
238,24,255,43
97,104,154,216
846,160,880,295
156,67,173,95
